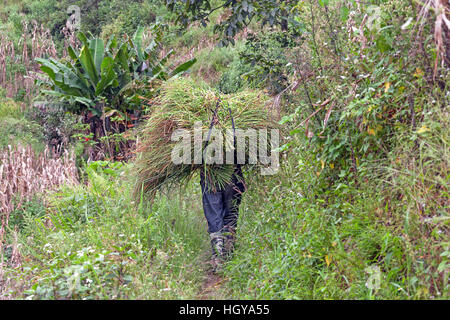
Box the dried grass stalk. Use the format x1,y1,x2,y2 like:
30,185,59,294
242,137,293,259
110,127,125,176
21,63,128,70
0,145,78,243
0,21,58,100
416,0,450,78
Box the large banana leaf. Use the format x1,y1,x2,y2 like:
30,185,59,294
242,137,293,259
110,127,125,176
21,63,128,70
133,26,145,62
79,44,99,87
114,43,131,71
36,58,85,96
147,49,174,79
77,32,89,46
41,89,93,107
67,45,78,61
105,35,117,55
95,57,118,95
114,43,132,86
89,38,105,74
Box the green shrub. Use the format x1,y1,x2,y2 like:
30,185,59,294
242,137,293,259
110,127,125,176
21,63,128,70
0,115,45,152
237,30,299,95
218,57,253,94
0,99,22,119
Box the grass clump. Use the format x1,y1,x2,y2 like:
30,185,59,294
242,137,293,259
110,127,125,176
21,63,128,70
133,77,278,200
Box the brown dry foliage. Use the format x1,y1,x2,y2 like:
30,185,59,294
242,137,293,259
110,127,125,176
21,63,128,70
416,0,450,78
0,145,78,242
0,21,59,100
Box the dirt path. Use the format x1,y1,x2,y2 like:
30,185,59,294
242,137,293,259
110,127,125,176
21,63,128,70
198,272,224,299
196,250,226,300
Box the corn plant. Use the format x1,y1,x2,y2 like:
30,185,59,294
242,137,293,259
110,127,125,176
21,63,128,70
0,21,58,101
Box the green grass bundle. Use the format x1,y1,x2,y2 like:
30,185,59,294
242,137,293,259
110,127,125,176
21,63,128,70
133,78,277,200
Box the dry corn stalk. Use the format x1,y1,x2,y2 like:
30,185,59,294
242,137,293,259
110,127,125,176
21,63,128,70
0,21,58,100
0,145,78,244
415,0,450,78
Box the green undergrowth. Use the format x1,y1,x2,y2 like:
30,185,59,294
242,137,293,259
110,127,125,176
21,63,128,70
219,108,449,299
2,110,447,299
2,161,211,299
0,99,45,152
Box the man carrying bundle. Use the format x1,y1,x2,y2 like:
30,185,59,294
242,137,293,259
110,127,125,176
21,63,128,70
134,78,278,273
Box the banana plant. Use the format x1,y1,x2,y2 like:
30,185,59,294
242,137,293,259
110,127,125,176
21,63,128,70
36,26,196,160
36,26,196,118
36,33,119,116
118,24,196,106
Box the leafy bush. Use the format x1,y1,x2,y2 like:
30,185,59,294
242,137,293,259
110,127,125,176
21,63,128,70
0,100,45,151
190,44,241,86
25,102,79,151
238,31,299,94
218,56,252,94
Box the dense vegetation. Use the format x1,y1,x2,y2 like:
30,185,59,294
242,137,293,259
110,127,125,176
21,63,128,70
0,0,448,300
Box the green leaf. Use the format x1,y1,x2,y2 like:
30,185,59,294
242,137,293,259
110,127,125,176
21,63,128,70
169,58,197,78
41,89,93,106
36,58,60,75
106,35,117,54
149,49,173,77
145,39,158,56
133,26,145,61
115,43,130,71
79,44,99,87
77,32,89,46
95,57,118,95
39,65,57,82
115,43,132,85
437,261,449,273
89,38,105,75
67,45,78,61
37,58,86,96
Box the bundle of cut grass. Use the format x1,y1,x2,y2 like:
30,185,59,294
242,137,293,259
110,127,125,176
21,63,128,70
133,78,278,200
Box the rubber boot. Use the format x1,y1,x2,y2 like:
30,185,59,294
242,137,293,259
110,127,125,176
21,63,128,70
210,231,225,272
223,226,236,259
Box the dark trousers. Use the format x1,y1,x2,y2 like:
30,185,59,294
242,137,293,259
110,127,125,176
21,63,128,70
200,167,246,234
